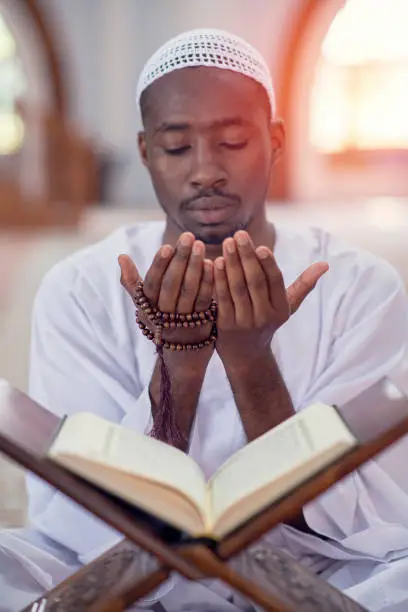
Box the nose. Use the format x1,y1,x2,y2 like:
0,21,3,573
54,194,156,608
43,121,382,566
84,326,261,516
189,140,228,191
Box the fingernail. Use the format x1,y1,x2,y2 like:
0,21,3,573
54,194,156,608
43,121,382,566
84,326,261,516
192,241,204,255
235,231,248,246
160,245,172,258
180,233,194,247
257,247,270,259
215,257,225,270
204,258,213,271
225,239,235,254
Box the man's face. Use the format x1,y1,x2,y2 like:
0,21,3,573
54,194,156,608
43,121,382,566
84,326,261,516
138,66,284,244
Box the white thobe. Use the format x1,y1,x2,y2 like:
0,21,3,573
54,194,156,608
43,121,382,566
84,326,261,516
1,221,408,611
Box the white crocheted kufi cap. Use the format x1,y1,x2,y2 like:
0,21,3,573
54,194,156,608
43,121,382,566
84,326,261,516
136,28,276,118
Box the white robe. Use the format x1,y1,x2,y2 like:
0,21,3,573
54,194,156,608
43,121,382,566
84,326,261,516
1,221,408,611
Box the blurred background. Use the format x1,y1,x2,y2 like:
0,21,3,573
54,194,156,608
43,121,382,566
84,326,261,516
1,0,408,525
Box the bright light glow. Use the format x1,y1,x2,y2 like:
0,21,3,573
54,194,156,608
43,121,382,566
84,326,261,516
0,113,24,154
310,0,408,153
0,15,15,62
323,0,408,65
0,12,25,154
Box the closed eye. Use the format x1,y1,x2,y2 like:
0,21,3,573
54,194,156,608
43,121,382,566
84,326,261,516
222,141,248,150
164,146,191,156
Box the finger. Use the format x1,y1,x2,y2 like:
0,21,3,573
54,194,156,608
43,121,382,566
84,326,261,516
158,232,195,312
214,257,235,327
143,244,174,304
195,258,214,312
118,255,142,299
286,262,329,315
223,237,252,326
235,231,271,324
256,246,289,318
177,240,205,313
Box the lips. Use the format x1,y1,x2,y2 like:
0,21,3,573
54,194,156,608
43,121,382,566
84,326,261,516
186,197,237,225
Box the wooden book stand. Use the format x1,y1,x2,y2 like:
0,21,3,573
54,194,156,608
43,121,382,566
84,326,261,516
0,380,406,611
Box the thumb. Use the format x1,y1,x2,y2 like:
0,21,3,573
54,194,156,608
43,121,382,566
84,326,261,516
286,262,329,315
118,254,141,297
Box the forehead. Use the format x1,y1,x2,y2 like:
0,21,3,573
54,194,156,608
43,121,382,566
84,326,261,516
143,66,269,129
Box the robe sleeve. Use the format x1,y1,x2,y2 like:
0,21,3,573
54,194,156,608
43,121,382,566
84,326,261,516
25,262,173,603
299,256,408,559
301,255,408,410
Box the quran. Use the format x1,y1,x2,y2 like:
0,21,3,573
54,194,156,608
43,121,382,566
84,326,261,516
47,403,357,538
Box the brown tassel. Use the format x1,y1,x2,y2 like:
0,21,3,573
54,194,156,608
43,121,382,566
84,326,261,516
134,281,217,448
149,345,185,448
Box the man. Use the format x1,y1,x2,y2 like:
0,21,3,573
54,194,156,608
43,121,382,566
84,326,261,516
1,28,408,612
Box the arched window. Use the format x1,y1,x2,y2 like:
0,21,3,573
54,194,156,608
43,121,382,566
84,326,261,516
310,0,408,154
280,0,408,201
0,12,26,155
0,1,97,227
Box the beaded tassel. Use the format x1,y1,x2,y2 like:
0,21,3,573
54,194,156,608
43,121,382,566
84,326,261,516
134,281,217,446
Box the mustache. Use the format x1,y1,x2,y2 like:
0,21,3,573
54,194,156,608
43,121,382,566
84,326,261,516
181,188,241,210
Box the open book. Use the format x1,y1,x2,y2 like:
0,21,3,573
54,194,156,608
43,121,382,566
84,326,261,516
48,403,357,538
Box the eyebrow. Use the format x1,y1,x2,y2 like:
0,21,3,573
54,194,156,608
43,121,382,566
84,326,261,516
154,117,253,134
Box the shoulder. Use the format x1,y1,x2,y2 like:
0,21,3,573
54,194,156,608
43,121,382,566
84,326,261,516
32,221,165,322
276,223,408,347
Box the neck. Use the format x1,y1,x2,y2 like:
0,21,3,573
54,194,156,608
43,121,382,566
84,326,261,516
162,212,276,259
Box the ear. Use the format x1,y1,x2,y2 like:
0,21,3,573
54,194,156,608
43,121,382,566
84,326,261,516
138,131,149,168
269,118,285,163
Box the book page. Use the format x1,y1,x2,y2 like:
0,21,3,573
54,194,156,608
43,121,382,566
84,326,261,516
209,403,357,526
49,413,207,514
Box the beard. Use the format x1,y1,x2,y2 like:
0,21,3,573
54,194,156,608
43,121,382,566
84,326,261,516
194,220,248,245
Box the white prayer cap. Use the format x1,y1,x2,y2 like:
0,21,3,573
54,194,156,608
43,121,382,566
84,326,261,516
136,28,276,118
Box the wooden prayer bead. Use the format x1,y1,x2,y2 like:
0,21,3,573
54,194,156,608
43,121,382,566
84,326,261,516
134,281,217,351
